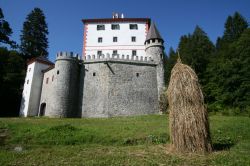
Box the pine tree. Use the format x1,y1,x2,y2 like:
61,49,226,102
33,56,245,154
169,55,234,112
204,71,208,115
164,47,177,85
178,26,215,82
0,8,16,47
205,12,249,112
219,12,248,48
20,8,49,59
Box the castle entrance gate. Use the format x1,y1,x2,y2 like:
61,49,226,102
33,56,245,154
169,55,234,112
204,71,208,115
39,103,46,116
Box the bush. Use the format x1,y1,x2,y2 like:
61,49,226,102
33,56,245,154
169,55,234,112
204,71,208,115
159,90,168,114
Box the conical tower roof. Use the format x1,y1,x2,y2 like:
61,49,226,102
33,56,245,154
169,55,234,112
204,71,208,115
145,22,163,42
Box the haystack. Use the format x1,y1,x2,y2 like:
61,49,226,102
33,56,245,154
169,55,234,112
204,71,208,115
167,58,212,153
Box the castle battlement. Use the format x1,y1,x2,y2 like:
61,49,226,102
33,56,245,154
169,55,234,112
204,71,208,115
84,53,154,63
56,51,80,61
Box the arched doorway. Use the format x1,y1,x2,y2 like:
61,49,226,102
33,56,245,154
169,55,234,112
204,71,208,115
39,103,46,116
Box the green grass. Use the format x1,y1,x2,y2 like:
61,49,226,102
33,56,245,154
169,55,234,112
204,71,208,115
0,115,249,165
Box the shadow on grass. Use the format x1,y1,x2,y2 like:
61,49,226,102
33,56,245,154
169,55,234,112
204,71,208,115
212,142,235,151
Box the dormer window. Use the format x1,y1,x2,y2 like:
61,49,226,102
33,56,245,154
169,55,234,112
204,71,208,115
130,24,138,30
111,24,120,30
97,25,105,30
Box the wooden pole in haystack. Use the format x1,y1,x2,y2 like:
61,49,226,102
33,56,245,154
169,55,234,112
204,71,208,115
167,52,212,153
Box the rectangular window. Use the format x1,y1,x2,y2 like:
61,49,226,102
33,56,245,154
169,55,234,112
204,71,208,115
98,37,102,43
130,24,138,30
111,24,120,30
52,75,54,82
132,50,137,56
113,50,118,55
97,51,102,55
131,36,136,42
97,25,105,30
46,78,49,84
28,68,31,72
113,37,118,42
27,80,29,84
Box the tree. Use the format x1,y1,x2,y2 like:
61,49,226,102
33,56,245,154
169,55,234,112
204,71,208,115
178,26,215,82
206,28,250,111
164,47,177,85
0,47,25,117
218,12,248,49
0,8,16,47
20,8,49,59
205,11,249,112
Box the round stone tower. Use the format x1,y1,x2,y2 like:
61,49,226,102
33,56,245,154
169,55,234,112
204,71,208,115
145,22,165,99
49,52,80,117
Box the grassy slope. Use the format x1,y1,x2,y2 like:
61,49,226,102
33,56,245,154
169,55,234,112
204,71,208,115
0,115,249,166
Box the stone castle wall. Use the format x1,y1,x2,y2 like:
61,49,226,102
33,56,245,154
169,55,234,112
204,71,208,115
39,52,160,118
81,57,158,117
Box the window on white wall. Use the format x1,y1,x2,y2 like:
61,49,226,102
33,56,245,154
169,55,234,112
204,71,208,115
113,50,118,55
27,80,29,84
130,24,138,30
113,37,118,42
97,25,105,30
97,51,102,55
131,36,136,42
132,50,137,56
98,37,103,43
111,24,120,30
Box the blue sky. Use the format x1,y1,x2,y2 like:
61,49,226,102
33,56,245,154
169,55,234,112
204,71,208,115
1,0,249,61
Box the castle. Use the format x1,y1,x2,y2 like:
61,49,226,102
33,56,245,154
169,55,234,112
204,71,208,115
20,14,165,118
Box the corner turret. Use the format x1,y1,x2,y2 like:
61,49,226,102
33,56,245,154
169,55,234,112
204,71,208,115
145,22,165,100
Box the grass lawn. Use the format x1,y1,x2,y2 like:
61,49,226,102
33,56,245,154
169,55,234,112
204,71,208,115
0,115,249,165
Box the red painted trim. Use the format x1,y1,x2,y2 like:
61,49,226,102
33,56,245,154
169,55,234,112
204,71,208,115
85,48,145,51
86,44,145,47
83,23,88,57
82,18,150,24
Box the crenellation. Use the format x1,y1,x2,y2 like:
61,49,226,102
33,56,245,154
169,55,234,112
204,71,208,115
83,53,154,63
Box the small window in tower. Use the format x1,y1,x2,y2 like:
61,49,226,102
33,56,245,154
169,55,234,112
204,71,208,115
136,73,139,77
97,51,102,55
131,36,136,42
113,37,118,42
28,68,31,72
113,50,118,55
46,78,49,84
93,72,96,76
57,70,59,75
27,79,29,84
111,24,120,30
152,39,155,43
98,37,103,43
97,25,105,30
130,24,138,30
132,50,137,56
52,75,54,82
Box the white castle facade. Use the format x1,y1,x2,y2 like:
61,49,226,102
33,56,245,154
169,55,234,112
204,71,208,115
20,14,165,118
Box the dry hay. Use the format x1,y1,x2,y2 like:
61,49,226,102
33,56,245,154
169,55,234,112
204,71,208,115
167,59,212,153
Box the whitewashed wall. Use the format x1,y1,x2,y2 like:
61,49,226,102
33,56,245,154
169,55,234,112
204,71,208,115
84,22,147,58
20,62,51,117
